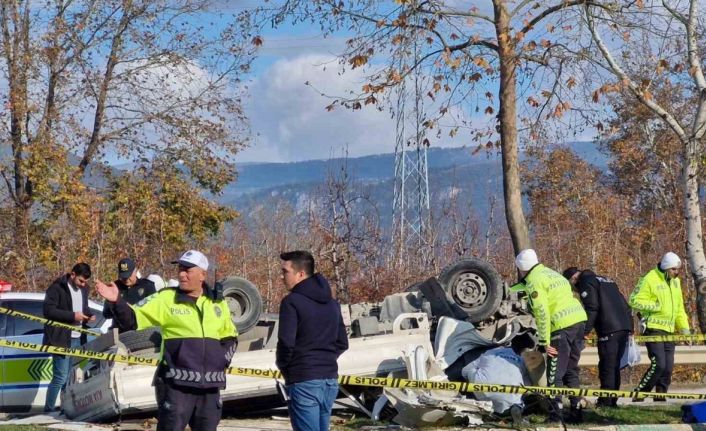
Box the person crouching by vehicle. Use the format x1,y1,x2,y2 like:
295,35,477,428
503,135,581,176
277,251,349,431
95,250,237,431
43,262,96,412
629,252,689,401
511,249,587,423
563,267,632,407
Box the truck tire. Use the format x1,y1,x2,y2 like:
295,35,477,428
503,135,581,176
221,276,263,335
119,328,161,358
438,258,503,323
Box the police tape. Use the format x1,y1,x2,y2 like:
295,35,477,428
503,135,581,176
4,304,701,346
0,306,101,337
584,333,706,344
2,338,705,401
634,333,706,343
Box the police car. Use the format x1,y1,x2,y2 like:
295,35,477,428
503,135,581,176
0,288,110,412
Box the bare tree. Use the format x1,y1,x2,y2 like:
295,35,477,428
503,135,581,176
309,151,382,303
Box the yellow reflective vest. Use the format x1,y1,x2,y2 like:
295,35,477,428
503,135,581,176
517,264,587,346
113,286,238,389
629,267,689,333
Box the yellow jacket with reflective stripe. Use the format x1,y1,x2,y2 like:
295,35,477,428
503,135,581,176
113,286,238,389
521,264,587,345
629,267,689,333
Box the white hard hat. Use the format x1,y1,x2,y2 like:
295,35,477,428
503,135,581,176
660,252,681,270
515,249,539,271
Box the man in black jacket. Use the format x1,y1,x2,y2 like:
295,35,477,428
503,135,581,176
277,251,348,431
103,257,156,332
563,268,632,407
43,262,95,412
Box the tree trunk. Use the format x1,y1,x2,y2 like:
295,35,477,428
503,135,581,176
683,137,706,331
494,1,531,255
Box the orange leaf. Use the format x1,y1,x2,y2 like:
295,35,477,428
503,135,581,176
592,89,600,103
349,55,368,68
473,56,490,68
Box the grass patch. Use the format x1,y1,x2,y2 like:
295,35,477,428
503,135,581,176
0,426,48,430
333,417,388,429
330,404,684,430
526,404,682,427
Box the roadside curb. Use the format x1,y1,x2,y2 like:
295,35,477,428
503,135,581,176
537,424,706,431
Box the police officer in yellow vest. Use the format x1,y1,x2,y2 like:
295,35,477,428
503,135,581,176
512,249,587,422
96,250,237,431
629,252,689,401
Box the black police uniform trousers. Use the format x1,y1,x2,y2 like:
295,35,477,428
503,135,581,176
547,322,585,410
155,379,222,431
635,328,675,396
596,330,629,407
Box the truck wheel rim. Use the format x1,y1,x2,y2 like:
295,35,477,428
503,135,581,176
451,272,488,308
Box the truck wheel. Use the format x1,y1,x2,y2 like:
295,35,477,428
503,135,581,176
221,276,263,334
119,328,161,358
438,258,503,323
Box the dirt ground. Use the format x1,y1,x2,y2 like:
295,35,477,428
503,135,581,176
1,386,704,430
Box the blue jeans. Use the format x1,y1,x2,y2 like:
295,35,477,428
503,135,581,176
44,337,81,412
286,379,338,431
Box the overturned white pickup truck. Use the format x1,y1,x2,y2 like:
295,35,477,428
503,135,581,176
62,258,533,422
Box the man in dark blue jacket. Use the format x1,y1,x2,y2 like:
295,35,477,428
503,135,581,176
277,251,348,431
563,267,632,407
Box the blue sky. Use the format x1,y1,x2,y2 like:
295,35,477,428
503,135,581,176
209,0,599,163
206,1,486,163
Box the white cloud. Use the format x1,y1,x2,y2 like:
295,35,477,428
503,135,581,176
238,54,477,163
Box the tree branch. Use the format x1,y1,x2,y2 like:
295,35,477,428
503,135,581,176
1,171,18,205
686,0,706,92
585,4,687,140
684,0,706,140
418,6,494,24
520,0,616,36
661,0,688,24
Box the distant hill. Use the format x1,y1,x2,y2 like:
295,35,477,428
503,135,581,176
223,142,608,230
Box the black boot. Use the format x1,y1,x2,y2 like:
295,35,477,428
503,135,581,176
548,400,564,423
566,408,583,424
596,398,613,408
654,388,667,402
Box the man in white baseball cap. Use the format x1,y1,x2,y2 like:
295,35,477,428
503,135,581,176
171,250,209,270
94,249,237,431
629,251,689,401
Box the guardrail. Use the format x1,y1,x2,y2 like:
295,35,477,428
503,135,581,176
579,346,706,367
